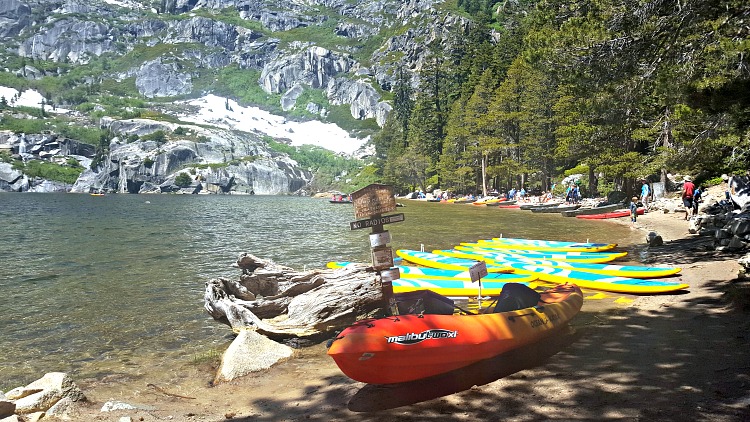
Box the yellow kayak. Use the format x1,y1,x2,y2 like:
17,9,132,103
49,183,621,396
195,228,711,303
472,237,618,252
435,250,680,279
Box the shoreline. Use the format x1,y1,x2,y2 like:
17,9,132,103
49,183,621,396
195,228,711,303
31,208,750,421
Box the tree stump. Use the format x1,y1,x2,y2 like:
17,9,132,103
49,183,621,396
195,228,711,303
204,253,385,344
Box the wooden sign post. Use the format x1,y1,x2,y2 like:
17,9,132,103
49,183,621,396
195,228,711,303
350,184,403,315
469,261,488,310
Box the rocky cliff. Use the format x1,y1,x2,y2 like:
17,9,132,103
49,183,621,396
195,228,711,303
2,0,464,118
0,0,476,193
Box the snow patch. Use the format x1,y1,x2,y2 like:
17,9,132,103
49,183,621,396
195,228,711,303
0,87,366,155
179,95,367,155
0,86,45,108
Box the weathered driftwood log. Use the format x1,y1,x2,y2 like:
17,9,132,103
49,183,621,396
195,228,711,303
204,253,384,343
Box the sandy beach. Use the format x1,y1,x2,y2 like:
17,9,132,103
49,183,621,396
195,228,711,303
60,201,750,422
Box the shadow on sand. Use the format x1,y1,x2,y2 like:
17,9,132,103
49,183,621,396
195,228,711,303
347,327,580,412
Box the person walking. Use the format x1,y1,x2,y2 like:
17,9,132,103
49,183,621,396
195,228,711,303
693,185,703,216
629,196,638,227
640,180,651,211
682,176,696,220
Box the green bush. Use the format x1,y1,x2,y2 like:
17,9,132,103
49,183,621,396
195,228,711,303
142,130,167,144
175,172,192,187
703,176,725,187
56,124,106,145
15,160,83,184
0,115,47,134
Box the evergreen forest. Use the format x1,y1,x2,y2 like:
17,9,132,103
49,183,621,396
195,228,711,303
371,0,749,198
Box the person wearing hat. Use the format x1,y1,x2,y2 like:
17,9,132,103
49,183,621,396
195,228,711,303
682,176,696,220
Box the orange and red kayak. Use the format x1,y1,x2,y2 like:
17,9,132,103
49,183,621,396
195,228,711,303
576,208,645,219
327,284,583,384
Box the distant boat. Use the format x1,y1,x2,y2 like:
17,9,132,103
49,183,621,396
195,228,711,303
329,193,352,204
561,203,621,217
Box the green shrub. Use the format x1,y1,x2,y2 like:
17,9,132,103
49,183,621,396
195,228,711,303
57,125,106,145
175,172,192,187
142,130,167,144
0,115,47,134
16,160,83,184
703,176,725,187
65,157,82,168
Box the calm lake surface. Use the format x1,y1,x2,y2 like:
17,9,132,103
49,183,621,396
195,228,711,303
0,193,641,388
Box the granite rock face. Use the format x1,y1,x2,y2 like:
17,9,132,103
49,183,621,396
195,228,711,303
2,0,476,124
0,0,482,192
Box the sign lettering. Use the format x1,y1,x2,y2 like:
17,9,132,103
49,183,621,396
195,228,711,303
349,213,405,231
351,184,397,219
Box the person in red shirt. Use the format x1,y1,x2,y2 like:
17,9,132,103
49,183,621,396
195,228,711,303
682,176,696,220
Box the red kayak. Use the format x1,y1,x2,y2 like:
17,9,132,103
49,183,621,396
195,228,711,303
327,284,583,384
576,208,645,219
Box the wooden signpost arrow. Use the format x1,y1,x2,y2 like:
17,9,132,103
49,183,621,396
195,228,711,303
349,184,403,314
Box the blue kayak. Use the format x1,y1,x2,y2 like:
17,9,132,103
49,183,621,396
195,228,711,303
326,261,535,282
455,245,628,263
435,250,681,279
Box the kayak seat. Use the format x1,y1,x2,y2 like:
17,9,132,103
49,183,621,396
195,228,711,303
492,283,541,313
394,290,455,315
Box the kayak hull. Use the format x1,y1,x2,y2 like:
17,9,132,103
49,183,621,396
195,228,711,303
328,284,583,384
576,208,645,219
456,245,628,263
435,250,681,279
476,237,618,252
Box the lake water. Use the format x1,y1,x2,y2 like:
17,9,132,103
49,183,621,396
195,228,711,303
0,193,641,389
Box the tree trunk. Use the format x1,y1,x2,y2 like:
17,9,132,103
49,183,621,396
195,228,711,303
481,152,488,196
588,166,598,197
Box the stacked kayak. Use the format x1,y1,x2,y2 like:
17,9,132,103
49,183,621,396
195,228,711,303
577,208,645,219
327,284,583,384
389,276,536,296
398,250,687,294
562,203,621,217
435,250,681,278
394,250,512,273
455,245,628,263
487,200,516,207
473,237,617,252
530,204,580,213
326,262,537,296
497,262,688,293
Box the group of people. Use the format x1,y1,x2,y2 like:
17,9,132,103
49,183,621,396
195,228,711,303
507,187,526,200
631,176,702,226
565,183,581,204
681,176,703,220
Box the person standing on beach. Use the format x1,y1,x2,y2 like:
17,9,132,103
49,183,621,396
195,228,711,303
630,196,638,227
682,176,695,220
640,180,650,211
